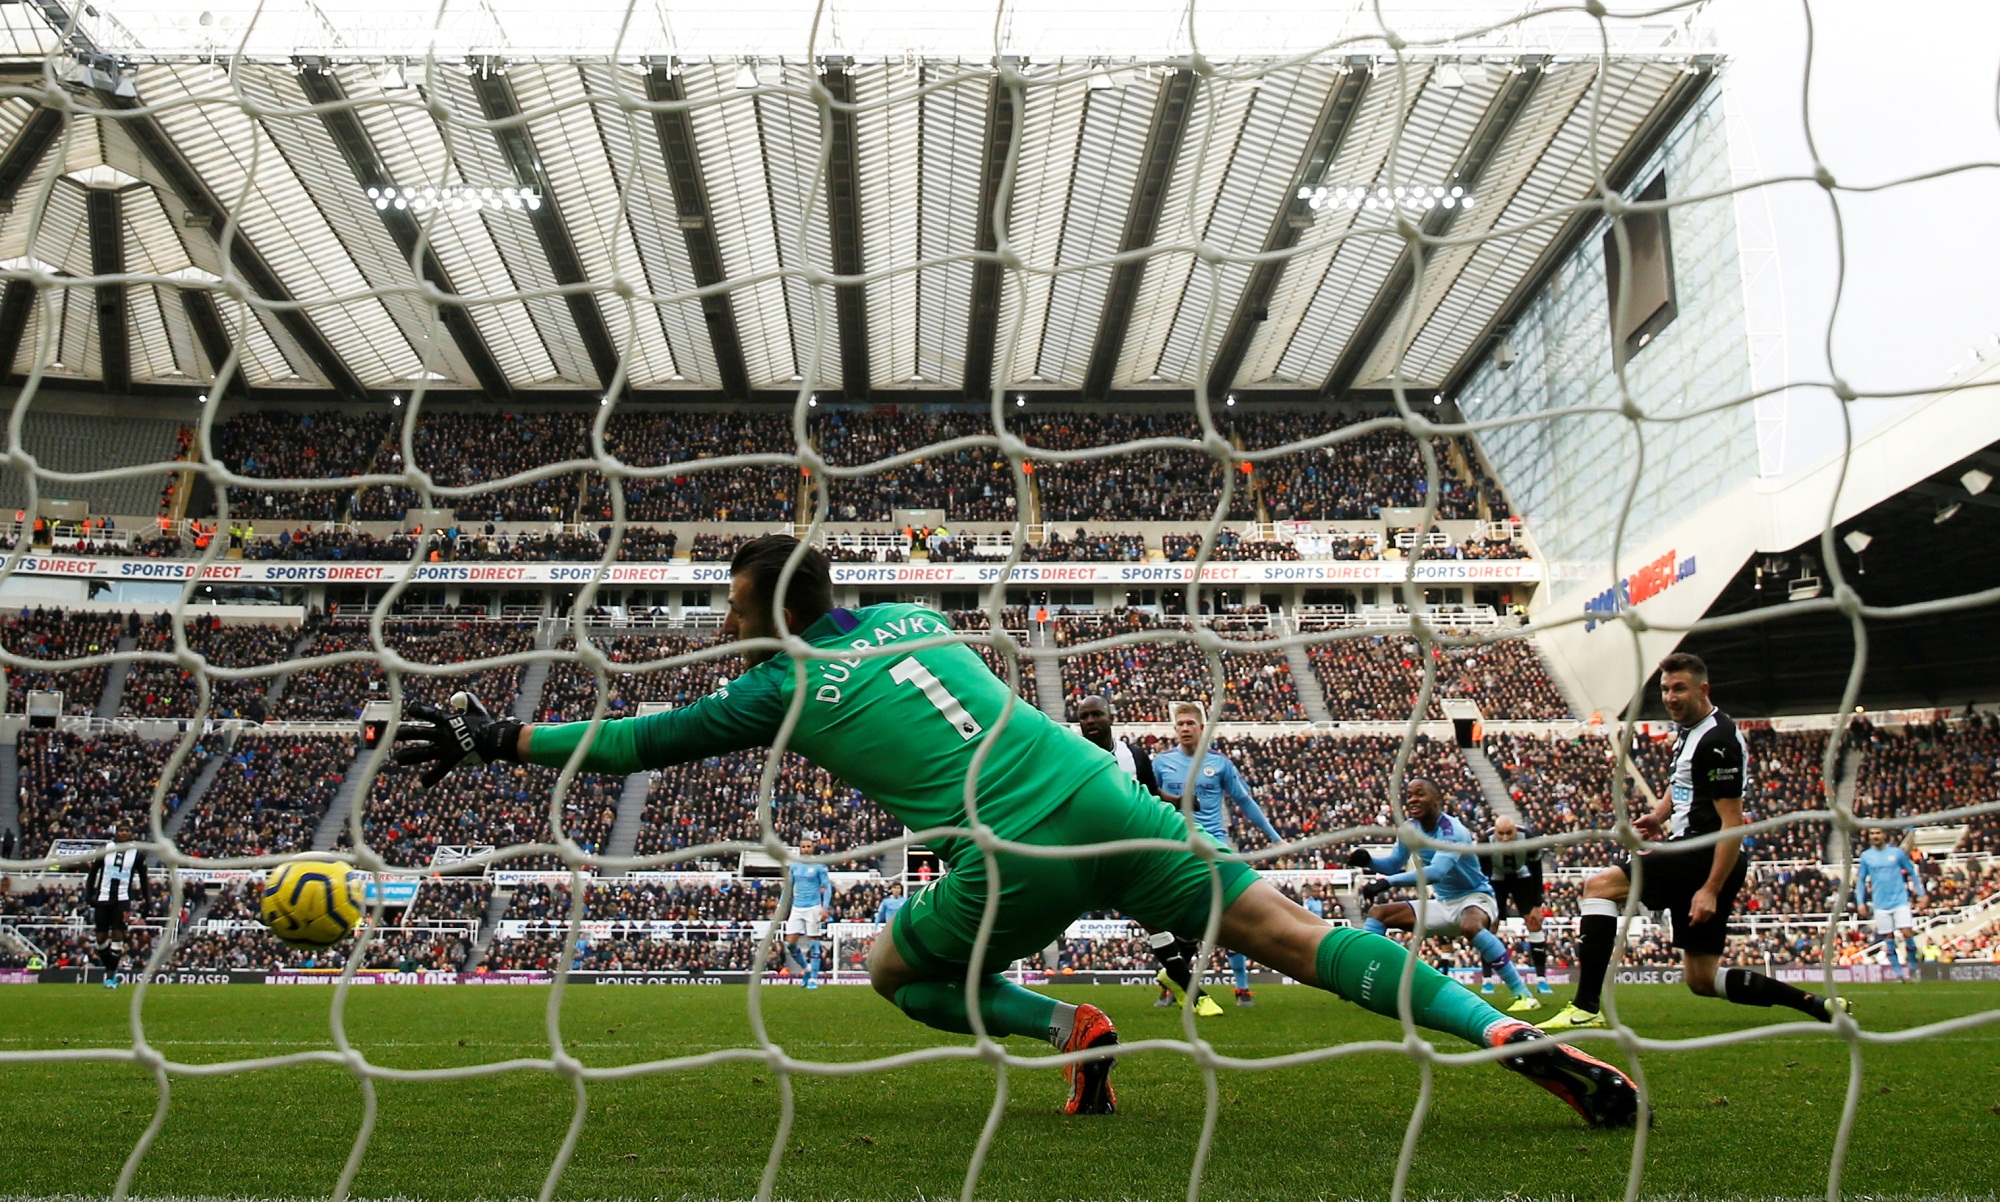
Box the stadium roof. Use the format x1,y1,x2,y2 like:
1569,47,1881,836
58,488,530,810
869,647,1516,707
0,0,1713,400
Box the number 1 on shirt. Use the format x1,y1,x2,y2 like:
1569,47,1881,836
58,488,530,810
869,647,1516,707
890,656,984,741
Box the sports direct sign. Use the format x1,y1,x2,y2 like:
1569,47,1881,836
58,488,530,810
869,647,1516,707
1581,549,1696,632
11,555,1541,587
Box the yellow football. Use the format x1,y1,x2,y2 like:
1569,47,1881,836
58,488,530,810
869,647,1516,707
260,859,365,949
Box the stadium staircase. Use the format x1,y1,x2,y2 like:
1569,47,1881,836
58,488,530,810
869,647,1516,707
1914,890,2000,950
461,887,514,972
96,635,138,718
310,749,378,852
600,772,652,875
1276,618,1331,723
511,624,556,723
262,627,318,712
1459,745,1522,823
1029,626,1066,720
183,888,219,929
0,729,18,849
0,923,42,964
162,729,235,841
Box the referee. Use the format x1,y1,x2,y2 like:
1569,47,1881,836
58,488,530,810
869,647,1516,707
81,827,149,989
1478,815,1554,996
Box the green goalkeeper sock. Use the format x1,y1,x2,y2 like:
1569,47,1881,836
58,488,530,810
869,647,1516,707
894,976,1067,1046
1314,927,1511,1048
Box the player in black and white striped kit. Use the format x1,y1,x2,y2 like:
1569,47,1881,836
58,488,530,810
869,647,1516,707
81,827,149,988
1544,653,1848,1030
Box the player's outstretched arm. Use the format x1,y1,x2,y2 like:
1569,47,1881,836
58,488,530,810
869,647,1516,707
1222,762,1283,844
396,683,785,785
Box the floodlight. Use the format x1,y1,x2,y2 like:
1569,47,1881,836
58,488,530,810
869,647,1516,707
1842,530,1871,555
1935,501,1962,524
1962,468,1992,496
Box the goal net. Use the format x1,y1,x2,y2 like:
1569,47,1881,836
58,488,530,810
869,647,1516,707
2,1,1997,1200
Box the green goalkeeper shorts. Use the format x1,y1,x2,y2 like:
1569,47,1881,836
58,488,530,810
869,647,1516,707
889,768,1262,976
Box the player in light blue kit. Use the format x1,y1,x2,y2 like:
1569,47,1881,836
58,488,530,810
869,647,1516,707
874,882,907,925
1856,829,1926,983
1348,780,1538,1012
786,841,834,989
1152,702,1283,1006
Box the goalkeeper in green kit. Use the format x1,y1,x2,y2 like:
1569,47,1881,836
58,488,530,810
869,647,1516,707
395,536,1637,1125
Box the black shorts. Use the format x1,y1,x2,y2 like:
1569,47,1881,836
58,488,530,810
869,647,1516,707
1615,842,1746,957
91,901,129,932
1491,875,1544,918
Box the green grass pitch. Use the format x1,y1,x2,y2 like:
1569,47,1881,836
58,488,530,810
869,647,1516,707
1,982,1996,1201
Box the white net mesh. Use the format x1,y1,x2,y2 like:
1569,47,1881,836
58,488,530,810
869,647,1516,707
2,2,1998,1200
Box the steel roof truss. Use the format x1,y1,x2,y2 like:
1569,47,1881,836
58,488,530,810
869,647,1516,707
468,64,619,390
1321,56,1547,397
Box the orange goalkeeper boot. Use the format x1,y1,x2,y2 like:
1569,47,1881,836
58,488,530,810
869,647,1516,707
1061,1003,1118,1115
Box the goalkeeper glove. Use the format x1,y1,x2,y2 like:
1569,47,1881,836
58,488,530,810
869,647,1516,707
392,692,522,788
1344,847,1377,870
1359,877,1393,902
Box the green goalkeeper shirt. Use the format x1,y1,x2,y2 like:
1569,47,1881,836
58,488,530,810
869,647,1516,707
522,604,1114,848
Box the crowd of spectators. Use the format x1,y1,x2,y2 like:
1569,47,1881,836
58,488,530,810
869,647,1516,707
812,410,1017,522
817,529,908,563
1239,413,1508,523
1053,611,1303,723
595,410,802,523
633,750,904,864
15,731,219,857
342,761,623,869
3,607,129,715
688,533,756,562
119,614,297,721
1482,719,2000,869
1307,630,1571,722
1021,528,1148,562
537,631,739,722
202,406,1522,528
407,877,496,922
275,620,535,721
360,411,585,523
1850,715,2000,853
173,734,355,860
1161,530,1302,562
213,410,394,521
1022,412,1251,523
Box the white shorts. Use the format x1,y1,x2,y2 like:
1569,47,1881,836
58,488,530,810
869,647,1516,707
1412,892,1497,936
785,905,826,938
1872,904,1914,934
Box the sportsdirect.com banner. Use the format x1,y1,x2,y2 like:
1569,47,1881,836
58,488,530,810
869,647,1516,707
11,554,1543,587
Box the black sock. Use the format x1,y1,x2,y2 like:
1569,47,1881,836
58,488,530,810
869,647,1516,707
1572,914,1616,1013
1530,942,1548,977
98,943,120,974
1720,968,1827,1019
1150,934,1203,999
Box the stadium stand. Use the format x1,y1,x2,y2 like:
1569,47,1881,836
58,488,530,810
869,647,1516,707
2,606,129,715
538,630,740,722
118,615,296,721
173,734,354,860
1054,611,1304,723
0,412,188,518
632,749,904,862
15,731,219,858
213,410,396,522
275,619,535,721
341,761,623,869
194,406,1523,528
1308,630,1571,721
